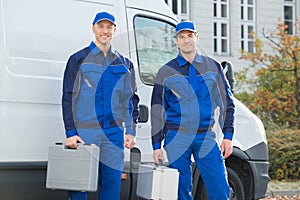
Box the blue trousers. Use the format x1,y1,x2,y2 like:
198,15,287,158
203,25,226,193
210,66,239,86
164,130,230,200
68,127,124,200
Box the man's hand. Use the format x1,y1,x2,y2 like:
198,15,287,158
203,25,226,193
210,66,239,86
153,149,165,164
221,139,233,159
124,134,136,149
66,135,85,149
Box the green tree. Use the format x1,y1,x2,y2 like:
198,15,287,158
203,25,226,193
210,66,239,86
236,20,300,128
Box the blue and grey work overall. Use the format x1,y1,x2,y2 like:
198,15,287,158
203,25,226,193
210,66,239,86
151,54,235,200
62,42,138,200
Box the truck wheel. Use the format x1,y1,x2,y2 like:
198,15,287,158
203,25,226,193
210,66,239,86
227,167,245,200
195,168,245,200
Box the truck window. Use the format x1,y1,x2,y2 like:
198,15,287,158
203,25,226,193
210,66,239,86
134,16,177,85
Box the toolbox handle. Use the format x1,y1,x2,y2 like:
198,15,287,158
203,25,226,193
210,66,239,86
54,142,94,150
155,158,166,167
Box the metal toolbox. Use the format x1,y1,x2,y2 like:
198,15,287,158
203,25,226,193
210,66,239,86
136,164,179,200
46,143,100,192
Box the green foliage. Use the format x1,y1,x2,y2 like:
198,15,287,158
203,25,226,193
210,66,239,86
266,127,300,181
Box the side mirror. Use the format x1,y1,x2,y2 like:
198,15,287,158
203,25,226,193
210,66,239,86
221,61,234,94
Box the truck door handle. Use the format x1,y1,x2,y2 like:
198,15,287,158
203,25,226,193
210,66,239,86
138,105,149,123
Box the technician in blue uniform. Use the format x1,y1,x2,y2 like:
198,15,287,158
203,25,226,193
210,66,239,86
151,21,235,200
62,12,139,200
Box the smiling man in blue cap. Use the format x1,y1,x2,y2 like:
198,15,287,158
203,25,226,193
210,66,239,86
62,11,139,200
151,21,235,200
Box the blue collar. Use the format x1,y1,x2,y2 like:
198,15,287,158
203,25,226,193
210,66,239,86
177,53,203,67
88,41,116,56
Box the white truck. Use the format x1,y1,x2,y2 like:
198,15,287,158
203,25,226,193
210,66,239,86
0,0,269,199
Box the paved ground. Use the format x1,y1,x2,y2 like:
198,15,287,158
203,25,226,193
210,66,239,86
262,195,300,200
261,181,300,200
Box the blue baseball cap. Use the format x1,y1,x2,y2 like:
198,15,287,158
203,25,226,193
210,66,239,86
92,12,116,26
175,21,197,35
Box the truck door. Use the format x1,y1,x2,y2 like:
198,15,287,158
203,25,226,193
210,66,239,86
125,7,178,163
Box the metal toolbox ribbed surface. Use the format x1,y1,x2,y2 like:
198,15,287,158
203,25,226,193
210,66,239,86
46,143,99,192
136,164,179,200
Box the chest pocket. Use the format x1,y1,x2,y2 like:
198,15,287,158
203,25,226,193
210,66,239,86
197,72,217,98
80,64,105,89
109,66,129,93
165,75,193,103
111,65,129,84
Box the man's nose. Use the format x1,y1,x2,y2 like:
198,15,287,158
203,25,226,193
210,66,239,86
184,37,190,43
103,28,109,33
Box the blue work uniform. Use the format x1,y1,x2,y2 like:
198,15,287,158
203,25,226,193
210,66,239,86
151,53,235,200
62,41,139,200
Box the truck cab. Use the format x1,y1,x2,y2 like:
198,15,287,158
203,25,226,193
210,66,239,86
0,0,269,199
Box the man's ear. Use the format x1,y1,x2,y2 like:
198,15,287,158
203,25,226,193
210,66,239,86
112,26,117,36
196,33,199,42
92,25,95,34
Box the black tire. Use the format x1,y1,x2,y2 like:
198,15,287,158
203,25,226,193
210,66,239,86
195,168,245,200
227,167,245,200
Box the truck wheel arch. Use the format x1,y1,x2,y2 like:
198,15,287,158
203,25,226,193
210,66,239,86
193,147,254,200
193,167,245,200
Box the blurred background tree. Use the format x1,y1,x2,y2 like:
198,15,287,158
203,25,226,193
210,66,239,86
236,20,300,129
235,20,300,181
